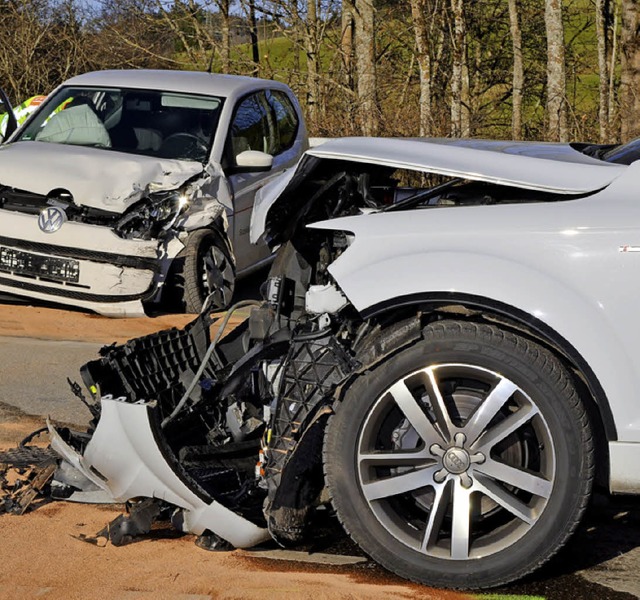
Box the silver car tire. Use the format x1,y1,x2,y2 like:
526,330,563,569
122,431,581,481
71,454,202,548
324,320,594,589
168,229,236,314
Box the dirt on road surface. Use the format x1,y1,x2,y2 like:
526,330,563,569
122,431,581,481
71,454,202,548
1,303,639,600
0,304,197,344
0,304,468,600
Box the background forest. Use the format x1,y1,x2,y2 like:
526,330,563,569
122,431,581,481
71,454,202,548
1,0,639,143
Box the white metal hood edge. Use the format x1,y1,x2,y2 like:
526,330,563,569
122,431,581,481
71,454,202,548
251,136,627,244
0,141,205,211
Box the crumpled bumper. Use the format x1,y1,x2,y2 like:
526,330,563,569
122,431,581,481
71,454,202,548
0,210,158,316
48,396,270,548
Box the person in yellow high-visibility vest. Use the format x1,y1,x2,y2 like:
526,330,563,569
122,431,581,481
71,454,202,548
0,95,49,139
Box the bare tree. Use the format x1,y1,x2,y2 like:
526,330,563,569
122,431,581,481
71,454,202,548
0,0,97,101
341,0,355,88
248,0,260,73
304,0,320,127
450,0,469,136
608,0,619,132
508,0,524,140
258,0,337,131
620,0,640,141
1,0,635,144
89,0,177,70
214,0,232,73
410,0,432,136
544,0,568,141
596,0,610,142
354,0,378,135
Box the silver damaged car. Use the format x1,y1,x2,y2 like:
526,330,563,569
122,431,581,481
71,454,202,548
0,70,307,316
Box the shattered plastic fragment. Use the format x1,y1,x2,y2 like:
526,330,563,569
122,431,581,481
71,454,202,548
82,499,164,547
195,531,235,552
0,461,56,515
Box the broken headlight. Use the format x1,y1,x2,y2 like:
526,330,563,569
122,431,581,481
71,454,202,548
115,191,189,240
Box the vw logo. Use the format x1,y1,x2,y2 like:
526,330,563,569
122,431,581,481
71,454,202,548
38,206,67,234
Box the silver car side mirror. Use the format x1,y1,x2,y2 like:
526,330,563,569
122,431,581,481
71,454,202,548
235,150,273,172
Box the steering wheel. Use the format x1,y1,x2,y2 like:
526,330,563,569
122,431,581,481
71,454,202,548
159,132,208,160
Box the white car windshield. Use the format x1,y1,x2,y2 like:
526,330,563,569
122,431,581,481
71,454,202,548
17,86,224,163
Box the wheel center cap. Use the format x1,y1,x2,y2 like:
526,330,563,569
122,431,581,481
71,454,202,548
443,447,470,474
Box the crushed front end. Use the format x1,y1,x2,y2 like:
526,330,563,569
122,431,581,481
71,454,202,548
45,237,366,546
0,151,228,317
10,153,466,546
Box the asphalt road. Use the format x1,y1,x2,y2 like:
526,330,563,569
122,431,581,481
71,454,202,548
0,336,99,426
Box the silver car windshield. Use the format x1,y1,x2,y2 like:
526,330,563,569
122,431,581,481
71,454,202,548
17,86,224,163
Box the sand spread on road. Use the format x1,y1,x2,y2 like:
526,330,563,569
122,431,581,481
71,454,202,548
0,303,471,599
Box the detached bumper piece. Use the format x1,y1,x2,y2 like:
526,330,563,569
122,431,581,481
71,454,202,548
50,311,270,548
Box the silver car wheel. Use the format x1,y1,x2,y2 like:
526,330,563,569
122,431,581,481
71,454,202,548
168,228,236,313
324,320,593,588
200,242,235,308
357,363,555,560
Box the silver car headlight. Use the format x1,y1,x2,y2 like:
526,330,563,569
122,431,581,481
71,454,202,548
115,191,189,240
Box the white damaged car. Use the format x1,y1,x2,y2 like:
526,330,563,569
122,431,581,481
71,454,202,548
6,135,640,589
0,70,307,316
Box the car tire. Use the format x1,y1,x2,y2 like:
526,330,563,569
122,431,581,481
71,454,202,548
324,320,594,589
167,229,236,314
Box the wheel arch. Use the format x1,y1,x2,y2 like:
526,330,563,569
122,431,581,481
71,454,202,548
358,292,615,486
188,218,235,258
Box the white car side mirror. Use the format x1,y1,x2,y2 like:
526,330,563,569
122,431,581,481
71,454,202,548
235,150,273,172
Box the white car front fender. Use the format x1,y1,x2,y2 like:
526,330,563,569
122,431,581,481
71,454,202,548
309,201,640,445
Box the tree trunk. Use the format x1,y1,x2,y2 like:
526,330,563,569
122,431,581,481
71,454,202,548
305,0,320,129
410,0,432,136
596,0,610,142
220,0,231,74
461,47,470,136
508,0,524,140
450,0,467,137
354,0,378,136
341,0,355,89
620,0,640,141
544,0,568,141
249,0,259,75
608,1,619,133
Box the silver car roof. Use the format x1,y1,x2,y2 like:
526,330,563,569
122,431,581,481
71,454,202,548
62,69,293,100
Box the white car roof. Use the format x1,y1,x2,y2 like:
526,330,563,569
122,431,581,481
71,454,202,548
62,69,292,100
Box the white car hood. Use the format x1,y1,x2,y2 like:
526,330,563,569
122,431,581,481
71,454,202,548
307,137,626,190
251,136,627,243
0,141,204,212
